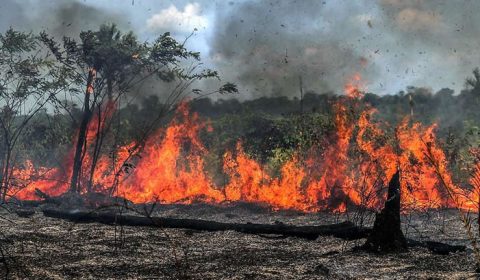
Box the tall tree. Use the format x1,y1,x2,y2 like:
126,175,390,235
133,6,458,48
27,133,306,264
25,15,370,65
40,24,229,194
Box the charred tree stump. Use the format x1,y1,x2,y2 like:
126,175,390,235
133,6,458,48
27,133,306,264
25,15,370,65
363,171,407,252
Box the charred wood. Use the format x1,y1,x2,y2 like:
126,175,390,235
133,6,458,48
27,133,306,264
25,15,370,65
14,208,35,218
41,208,371,240
363,171,408,252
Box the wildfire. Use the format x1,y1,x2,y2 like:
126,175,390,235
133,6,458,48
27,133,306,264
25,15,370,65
344,73,364,98
9,75,480,213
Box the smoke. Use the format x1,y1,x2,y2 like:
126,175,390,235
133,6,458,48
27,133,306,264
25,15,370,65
147,2,208,33
208,0,480,98
3,0,480,99
378,0,480,126
0,0,26,32
208,0,380,98
0,0,127,38
373,0,480,93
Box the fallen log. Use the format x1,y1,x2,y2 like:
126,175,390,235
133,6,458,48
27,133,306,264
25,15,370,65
14,208,35,218
42,208,370,240
34,188,50,200
354,239,466,255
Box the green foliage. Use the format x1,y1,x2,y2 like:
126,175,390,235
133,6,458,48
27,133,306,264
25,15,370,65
204,110,333,172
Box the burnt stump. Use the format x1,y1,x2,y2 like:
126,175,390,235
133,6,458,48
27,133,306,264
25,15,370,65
363,171,407,252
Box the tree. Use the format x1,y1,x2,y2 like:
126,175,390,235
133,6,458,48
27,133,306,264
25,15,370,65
40,24,234,194
0,28,64,201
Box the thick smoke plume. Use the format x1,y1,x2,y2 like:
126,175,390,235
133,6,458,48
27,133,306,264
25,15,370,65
209,0,376,98
3,0,480,98
0,0,126,38
208,0,480,97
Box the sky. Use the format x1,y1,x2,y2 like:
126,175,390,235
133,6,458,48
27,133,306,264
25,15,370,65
1,0,479,99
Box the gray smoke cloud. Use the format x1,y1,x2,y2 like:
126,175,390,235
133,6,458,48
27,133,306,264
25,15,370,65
207,0,480,98
0,0,127,38
209,0,377,98
376,0,480,92
2,0,480,99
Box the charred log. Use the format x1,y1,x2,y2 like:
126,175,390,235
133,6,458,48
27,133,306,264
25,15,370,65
42,208,371,240
14,192,133,209
363,171,408,252
34,188,50,200
15,189,62,206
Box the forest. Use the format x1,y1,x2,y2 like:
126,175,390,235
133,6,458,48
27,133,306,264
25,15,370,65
2,3,480,279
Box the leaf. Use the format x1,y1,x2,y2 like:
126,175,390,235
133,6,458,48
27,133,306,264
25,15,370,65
219,82,238,94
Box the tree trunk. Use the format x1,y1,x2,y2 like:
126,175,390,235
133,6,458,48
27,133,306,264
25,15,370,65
87,106,103,192
70,68,96,193
363,171,407,252
87,77,112,192
0,148,11,202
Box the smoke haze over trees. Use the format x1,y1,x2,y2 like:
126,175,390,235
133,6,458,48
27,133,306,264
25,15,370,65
2,0,480,98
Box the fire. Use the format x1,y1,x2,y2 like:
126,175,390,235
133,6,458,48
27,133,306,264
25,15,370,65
12,100,120,199
9,75,480,213
10,161,67,200
119,103,224,204
223,144,312,211
86,68,96,94
344,73,364,98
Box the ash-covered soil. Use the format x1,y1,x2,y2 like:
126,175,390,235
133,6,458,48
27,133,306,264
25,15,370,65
0,204,477,279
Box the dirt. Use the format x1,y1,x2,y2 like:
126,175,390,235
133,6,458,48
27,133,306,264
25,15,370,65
0,204,477,279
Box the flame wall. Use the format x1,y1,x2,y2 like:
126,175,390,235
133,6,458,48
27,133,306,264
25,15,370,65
10,80,479,213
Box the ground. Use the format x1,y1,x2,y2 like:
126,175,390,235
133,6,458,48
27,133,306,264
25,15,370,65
0,204,477,279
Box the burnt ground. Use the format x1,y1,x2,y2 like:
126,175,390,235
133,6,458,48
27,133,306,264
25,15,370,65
0,203,477,279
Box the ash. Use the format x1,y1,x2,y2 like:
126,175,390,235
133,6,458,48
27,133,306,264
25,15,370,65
0,204,476,279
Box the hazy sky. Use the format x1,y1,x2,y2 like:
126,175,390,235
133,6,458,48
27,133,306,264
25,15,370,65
1,0,479,98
